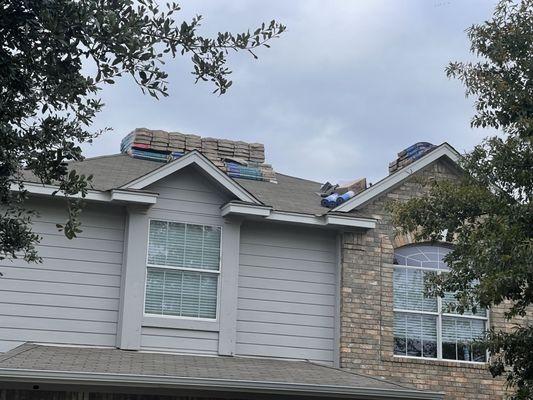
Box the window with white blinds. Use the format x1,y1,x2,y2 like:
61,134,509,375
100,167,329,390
393,244,487,363
144,220,221,319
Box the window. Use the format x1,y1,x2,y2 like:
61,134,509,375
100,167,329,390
393,244,487,362
144,220,221,319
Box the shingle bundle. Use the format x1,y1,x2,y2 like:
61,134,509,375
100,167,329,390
319,178,367,208
388,142,436,174
120,128,276,182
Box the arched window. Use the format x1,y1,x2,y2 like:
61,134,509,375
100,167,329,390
393,244,487,363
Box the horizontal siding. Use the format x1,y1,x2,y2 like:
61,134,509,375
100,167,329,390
141,327,219,355
0,198,124,352
236,222,338,365
140,166,230,354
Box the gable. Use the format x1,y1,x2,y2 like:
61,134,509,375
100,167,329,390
332,143,460,213
121,151,260,204
349,157,461,216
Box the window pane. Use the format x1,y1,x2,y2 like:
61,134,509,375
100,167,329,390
442,291,487,318
394,312,437,358
393,267,437,312
166,222,185,267
442,316,486,362
145,267,217,319
147,220,168,265
145,268,164,314
394,244,451,270
147,221,220,271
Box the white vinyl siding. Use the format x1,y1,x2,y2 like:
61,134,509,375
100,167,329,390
393,244,488,363
145,220,221,320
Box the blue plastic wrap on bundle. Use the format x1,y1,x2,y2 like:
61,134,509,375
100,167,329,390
321,193,339,208
170,151,183,160
335,190,355,206
127,149,169,162
226,162,263,180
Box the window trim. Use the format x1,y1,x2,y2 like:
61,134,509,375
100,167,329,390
142,218,223,322
390,262,489,364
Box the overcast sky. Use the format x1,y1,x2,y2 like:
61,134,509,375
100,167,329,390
84,0,498,184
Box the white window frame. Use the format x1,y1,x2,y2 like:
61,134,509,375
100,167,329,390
143,218,222,322
392,263,489,364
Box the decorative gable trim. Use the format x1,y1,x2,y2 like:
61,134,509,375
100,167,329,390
331,143,460,213
120,151,261,204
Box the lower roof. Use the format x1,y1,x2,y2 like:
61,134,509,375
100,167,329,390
0,344,442,399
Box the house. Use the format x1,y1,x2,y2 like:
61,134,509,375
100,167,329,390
0,129,506,400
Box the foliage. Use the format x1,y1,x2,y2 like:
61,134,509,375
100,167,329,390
0,0,285,262
391,0,532,397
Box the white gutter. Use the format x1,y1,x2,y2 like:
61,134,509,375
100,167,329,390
13,182,158,205
0,368,444,400
221,203,377,229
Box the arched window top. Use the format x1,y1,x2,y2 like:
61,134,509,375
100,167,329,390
393,244,452,270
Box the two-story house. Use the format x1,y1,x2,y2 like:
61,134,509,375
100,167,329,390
0,129,507,399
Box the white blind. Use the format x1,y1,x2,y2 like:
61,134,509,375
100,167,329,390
145,220,220,319
394,312,437,358
442,316,486,362
147,220,221,271
393,267,437,312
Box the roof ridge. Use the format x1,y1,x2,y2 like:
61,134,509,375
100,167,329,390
275,172,321,185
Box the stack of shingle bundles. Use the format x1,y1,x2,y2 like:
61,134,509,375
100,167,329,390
150,130,170,152
185,134,202,152
120,129,152,152
201,137,219,161
218,139,235,158
168,132,186,153
258,163,276,182
249,143,265,163
234,141,250,159
388,142,436,174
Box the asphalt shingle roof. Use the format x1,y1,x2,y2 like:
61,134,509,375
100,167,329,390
0,343,440,399
22,153,328,215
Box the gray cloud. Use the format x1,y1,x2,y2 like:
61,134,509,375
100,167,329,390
84,0,498,184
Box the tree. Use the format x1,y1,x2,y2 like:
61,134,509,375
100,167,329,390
391,0,532,398
0,0,285,263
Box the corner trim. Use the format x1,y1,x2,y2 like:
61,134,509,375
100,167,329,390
332,143,460,212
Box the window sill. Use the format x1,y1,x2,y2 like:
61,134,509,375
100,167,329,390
142,316,220,332
388,355,488,369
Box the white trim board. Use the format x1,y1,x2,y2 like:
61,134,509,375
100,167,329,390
221,202,377,229
11,182,158,205
120,151,261,205
332,143,460,212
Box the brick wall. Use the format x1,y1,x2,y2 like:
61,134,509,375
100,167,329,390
339,159,508,399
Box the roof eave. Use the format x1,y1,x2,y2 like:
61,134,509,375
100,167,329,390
0,368,444,400
12,182,159,205
221,202,377,229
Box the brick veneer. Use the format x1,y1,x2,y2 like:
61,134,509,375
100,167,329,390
339,159,508,399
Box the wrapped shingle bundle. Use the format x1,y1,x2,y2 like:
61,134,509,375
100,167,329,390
168,132,186,152
388,142,436,174
249,143,265,163
185,134,202,151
